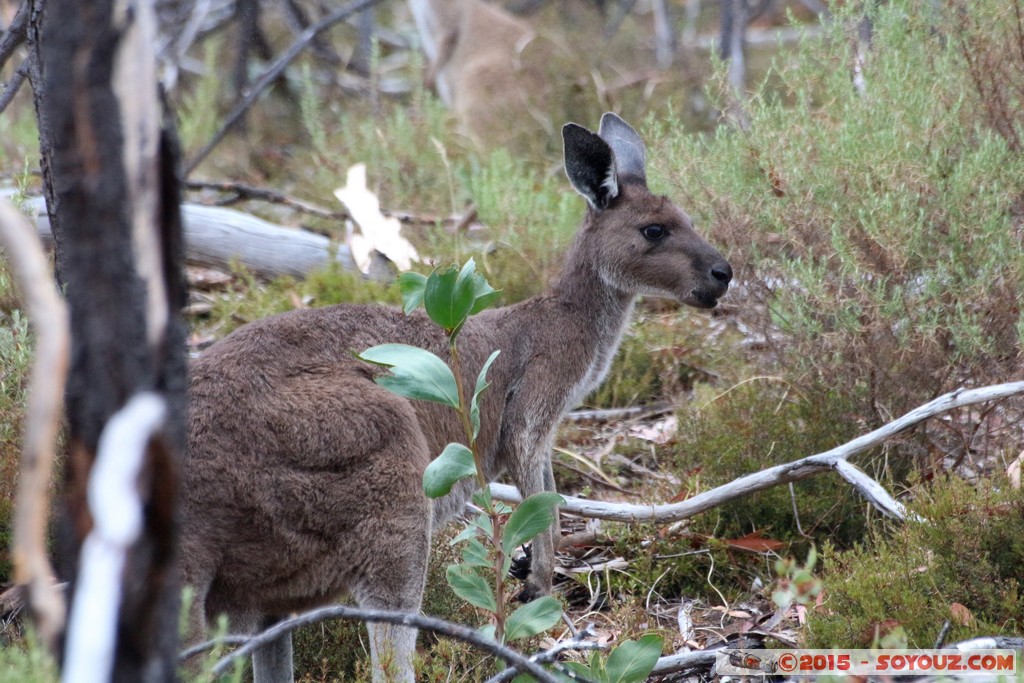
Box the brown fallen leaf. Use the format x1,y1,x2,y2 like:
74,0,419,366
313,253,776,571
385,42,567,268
858,619,902,647
724,532,786,554
950,602,974,626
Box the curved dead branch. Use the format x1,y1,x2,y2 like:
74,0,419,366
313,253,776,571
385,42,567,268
0,1,30,70
0,55,31,113
183,0,385,175
198,605,566,683
0,198,68,650
493,382,1024,523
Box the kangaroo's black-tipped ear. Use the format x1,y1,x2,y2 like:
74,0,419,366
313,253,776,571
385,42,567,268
598,112,646,184
562,122,618,210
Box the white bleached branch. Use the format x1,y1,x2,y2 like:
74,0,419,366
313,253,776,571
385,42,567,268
62,393,168,683
493,382,1024,524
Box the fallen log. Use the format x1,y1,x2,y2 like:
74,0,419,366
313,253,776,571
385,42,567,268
27,197,381,281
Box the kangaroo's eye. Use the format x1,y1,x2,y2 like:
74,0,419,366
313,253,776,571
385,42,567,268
641,224,667,241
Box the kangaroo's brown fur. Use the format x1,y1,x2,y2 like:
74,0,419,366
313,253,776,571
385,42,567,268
181,114,731,682
407,0,578,147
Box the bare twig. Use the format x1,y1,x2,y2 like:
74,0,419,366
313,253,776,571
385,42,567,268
452,205,479,234
186,179,348,220
183,0,385,175
934,620,952,649
650,649,718,674
0,55,30,113
177,635,252,661
0,198,68,651
159,0,218,90
281,0,344,66
203,605,564,683
566,402,673,423
0,0,30,70
183,179,471,229
493,382,1024,523
954,636,1024,650
483,629,604,683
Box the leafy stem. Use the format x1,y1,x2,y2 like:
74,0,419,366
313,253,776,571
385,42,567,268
450,336,507,641
359,258,660,680
449,340,488,492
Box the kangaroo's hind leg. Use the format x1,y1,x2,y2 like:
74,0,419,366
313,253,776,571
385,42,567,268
343,385,434,683
355,552,429,683
252,615,294,683
352,480,432,683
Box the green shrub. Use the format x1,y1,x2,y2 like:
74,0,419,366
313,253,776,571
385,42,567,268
0,261,33,583
810,476,1024,647
669,381,878,553
0,633,57,683
651,0,1024,428
462,149,580,301
588,306,744,408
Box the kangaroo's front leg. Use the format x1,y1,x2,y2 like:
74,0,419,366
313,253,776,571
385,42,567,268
509,427,560,602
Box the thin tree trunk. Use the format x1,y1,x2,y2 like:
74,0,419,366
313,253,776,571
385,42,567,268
651,0,676,68
682,0,701,46
352,4,376,76
30,0,186,679
720,0,747,96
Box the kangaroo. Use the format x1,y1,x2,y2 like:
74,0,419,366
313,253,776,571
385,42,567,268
181,113,731,683
406,0,575,147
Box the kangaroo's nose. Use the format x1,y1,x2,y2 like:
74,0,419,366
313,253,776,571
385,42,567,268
710,260,733,286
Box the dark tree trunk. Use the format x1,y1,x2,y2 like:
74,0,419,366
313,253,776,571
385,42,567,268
29,0,187,680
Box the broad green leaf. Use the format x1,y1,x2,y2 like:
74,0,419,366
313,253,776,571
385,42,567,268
502,492,565,555
424,264,475,332
398,271,428,314
464,258,501,315
503,596,563,642
603,634,663,683
472,487,494,510
549,662,597,683
450,522,483,546
423,259,502,335
461,538,491,567
450,511,492,545
479,624,497,641
589,650,605,680
513,662,592,683
470,350,501,438
560,662,595,682
446,564,496,612
359,344,459,409
423,443,476,498
471,289,502,315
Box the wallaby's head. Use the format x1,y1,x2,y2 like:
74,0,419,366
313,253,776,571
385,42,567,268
563,113,732,308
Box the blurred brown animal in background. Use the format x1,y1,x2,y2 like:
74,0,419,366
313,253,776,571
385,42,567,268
407,0,587,148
